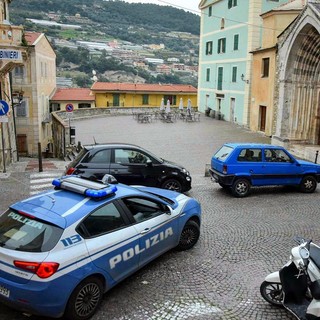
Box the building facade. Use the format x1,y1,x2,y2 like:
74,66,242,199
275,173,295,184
250,0,305,136
272,1,320,155
11,31,56,157
0,0,26,171
197,0,288,125
50,88,95,111
91,82,197,109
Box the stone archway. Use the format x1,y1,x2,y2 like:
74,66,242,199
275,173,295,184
273,5,320,149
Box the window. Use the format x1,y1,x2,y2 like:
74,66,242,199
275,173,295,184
14,66,25,78
220,18,225,30
205,41,213,55
0,209,63,252
163,95,176,105
262,58,270,77
50,103,60,112
122,197,165,223
80,203,126,237
206,68,210,82
208,6,212,16
218,38,226,54
232,66,237,83
142,94,149,105
217,67,223,90
213,145,233,161
238,149,262,162
228,0,237,9
114,149,150,164
264,149,291,162
78,103,91,108
16,100,27,117
233,34,239,51
87,149,111,164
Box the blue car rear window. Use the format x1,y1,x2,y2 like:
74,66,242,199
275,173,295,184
213,146,233,161
0,209,63,252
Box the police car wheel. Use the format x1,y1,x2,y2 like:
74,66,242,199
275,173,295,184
177,220,200,251
65,277,104,320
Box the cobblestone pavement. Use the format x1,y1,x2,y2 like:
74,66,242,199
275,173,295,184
1,115,318,320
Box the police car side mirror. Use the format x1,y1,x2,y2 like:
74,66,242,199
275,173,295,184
146,159,153,167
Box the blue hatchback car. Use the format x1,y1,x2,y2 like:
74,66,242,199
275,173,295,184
0,176,201,319
209,143,320,197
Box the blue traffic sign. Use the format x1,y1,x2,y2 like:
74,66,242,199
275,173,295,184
66,103,74,112
0,100,9,116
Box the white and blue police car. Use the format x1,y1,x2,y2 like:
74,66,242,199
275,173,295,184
0,175,201,320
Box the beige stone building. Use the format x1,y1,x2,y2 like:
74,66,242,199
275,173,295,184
272,1,320,160
250,0,305,137
12,31,56,157
0,0,27,172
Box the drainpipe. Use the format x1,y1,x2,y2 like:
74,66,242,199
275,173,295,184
9,73,19,161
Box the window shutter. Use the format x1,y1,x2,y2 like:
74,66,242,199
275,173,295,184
218,67,223,90
234,34,239,50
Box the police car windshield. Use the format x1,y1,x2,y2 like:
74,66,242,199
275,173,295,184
0,209,63,252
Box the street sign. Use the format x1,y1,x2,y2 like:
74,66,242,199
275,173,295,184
0,100,9,116
66,103,74,112
0,116,8,123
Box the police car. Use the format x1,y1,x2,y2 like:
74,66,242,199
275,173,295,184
0,175,201,320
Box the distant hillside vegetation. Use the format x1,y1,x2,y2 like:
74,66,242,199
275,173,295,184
9,0,200,37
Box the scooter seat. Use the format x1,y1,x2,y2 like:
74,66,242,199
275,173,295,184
310,244,320,269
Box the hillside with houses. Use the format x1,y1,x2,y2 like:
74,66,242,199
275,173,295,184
9,0,200,87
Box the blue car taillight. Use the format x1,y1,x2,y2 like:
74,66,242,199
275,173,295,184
223,165,227,174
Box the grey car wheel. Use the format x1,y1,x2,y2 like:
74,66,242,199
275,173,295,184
232,178,251,197
300,175,317,193
161,179,182,192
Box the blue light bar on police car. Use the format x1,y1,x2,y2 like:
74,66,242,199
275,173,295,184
52,176,117,198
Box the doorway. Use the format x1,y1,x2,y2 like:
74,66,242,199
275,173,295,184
259,105,267,132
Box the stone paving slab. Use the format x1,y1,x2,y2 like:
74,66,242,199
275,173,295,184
0,115,307,320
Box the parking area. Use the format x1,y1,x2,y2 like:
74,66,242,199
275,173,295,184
2,115,318,319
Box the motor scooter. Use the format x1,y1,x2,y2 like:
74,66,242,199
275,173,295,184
260,236,320,320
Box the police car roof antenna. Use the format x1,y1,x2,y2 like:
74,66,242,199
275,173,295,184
93,136,97,145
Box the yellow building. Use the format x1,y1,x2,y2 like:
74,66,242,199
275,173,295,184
91,82,197,109
12,31,56,157
0,0,27,171
250,1,305,136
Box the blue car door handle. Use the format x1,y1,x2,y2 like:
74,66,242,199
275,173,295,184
140,228,150,234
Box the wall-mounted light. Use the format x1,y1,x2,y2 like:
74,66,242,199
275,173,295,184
241,74,249,84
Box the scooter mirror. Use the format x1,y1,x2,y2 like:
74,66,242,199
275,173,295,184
300,246,309,259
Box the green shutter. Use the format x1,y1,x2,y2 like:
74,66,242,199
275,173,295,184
218,67,223,90
234,34,239,50
222,38,226,53
228,0,232,9
232,67,237,82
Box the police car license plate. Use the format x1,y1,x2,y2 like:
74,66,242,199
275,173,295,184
0,285,10,297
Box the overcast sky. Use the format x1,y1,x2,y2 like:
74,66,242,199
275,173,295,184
123,0,201,15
